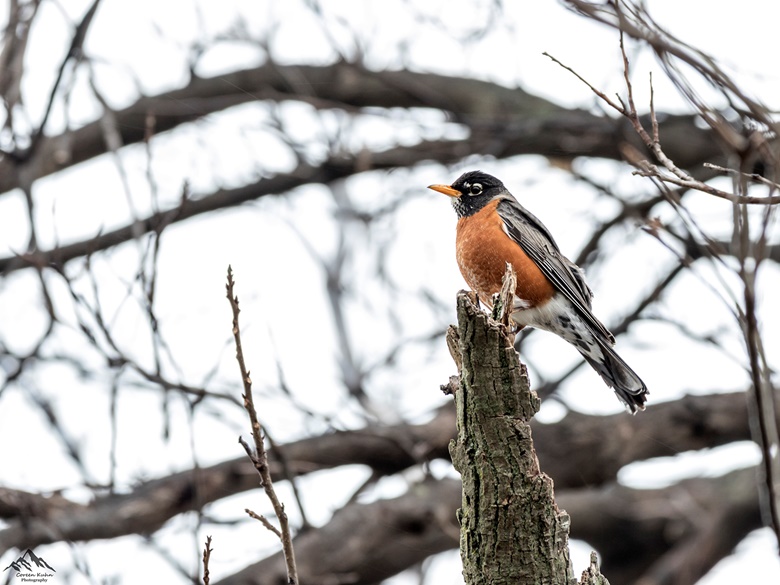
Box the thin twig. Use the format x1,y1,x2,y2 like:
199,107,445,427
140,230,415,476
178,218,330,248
27,0,103,158
245,507,283,538
226,266,299,585
202,535,213,585
704,162,780,191
631,164,775,204
542,51,626,114
733,171,780,547
545,35,780,205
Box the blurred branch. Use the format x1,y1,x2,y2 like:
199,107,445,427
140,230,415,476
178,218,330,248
216,477,462,585
220,466,760,585
0,389,771,555
0,62,725,196
0,0,40,133
21,0,102,159
5,154,776,281
0,160,352,275
559,466,761,585
705,162,780,191
42,239,240,406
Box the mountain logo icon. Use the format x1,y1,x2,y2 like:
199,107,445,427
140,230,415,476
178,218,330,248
3,548,56,573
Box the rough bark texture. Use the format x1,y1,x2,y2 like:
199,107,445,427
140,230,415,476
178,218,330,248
448,290,591,585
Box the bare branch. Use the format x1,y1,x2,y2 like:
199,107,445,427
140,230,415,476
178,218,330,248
0,390,768,556
23,0,103,159
226,266,298,585
542,51,627,114
705,162,780,191
546,31,780,205
202,535,213,585
245,509,282,538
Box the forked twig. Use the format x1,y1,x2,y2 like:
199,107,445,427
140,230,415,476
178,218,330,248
245,508,283,537
226,266,299,585
544,33,780,205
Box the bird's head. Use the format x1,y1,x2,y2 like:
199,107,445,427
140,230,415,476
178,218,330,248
428,170,506,218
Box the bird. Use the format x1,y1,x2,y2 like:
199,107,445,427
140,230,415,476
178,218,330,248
429,170,648,413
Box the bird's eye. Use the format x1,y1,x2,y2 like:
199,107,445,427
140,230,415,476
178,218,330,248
469,183,483,196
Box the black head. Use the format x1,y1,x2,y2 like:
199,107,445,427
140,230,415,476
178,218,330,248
428,170,507,218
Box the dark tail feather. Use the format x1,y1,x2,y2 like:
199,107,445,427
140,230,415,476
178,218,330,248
581,338,648,414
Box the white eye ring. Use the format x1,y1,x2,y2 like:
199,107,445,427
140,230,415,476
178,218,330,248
469,183,483,196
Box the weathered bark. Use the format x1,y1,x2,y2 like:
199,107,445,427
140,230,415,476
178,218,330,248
447,290,597,584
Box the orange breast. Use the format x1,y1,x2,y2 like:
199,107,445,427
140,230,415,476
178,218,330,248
455,199,555,308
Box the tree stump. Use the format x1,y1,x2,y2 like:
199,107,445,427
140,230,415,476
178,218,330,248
447,288,600,585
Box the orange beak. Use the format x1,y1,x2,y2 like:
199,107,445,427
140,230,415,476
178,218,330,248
428,184,461,198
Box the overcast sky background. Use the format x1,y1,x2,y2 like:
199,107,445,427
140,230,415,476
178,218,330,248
0,0,779,583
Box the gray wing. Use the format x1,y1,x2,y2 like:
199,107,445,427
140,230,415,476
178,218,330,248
496,196,615,344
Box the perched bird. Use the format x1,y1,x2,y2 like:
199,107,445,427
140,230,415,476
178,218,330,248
429,170,648,413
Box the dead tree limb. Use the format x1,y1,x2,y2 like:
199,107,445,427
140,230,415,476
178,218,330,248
447,285,603,584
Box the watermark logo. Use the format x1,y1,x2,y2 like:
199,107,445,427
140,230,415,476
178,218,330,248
3,548,55,583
